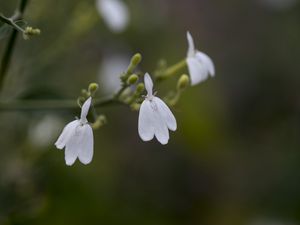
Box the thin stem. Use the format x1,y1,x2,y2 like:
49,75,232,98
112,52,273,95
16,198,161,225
0,14,25,32
155,59,187,80
0,96,119,111
114,85,127,99
0,0,29,90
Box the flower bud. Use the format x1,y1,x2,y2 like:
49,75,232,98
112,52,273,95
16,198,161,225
131,53,142,67
130,103,141,111
23,26,41,40
92,115,107,130
127,74,139,85
88,83,99,95
136,83,145,93
177,74,190,91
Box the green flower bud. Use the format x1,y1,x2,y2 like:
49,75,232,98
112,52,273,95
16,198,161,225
131,53,142,67
23,26,41,40
88,83,99,95
136,83,145,93
130,103,141,111
177,74,190,91
127,74,139,85
92,115,107,130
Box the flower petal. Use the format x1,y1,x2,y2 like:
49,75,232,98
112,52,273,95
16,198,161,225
152,106,169,145
96,0,129,33
187,57,208,85
78,125,94,165
138,100,155,141
64,123,88,166
144,73,153,96
154,97,177,131
64,123,93,166
80,97,92,121
144,100,170,145
55,120,79,149
187,31,195,58
65,141,79,166
195,51,215,76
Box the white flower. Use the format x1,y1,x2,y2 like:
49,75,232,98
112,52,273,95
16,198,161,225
96,0,130,33
186,31,215,86
55,97,94,166
138,73,177,145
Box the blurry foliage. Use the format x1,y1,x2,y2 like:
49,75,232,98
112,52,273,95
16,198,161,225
1,0,300,225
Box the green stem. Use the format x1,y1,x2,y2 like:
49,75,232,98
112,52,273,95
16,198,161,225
155,59,187,80
0,14,25,32
0,14,24,33
114,85,127,100
0,96,118,111
0,0,29,90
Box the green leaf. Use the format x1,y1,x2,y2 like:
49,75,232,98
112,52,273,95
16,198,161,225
15,19,27,28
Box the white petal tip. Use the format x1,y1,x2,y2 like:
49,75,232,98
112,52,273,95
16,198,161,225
54,143,64,150
144,73,151,81
79,160,92,165
66,162,75,166
78,157,93,165
158,140,168,145
84,97,92,107
65,156,77,166
169,127,177,132
144,73,153,95
186,31,191,38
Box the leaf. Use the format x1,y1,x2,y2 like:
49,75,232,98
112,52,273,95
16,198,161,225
15,19,27,28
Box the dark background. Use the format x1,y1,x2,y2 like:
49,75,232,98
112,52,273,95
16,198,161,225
1,0,300,224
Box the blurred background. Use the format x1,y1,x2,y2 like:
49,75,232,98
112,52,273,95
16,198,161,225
1,0,300,224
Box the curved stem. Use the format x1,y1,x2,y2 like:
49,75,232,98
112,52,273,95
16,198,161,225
0,96,119,111
0,0,29,90
155,59,187,81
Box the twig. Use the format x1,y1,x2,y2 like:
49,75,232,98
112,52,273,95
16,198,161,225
0,0,29,90
0,96,119,111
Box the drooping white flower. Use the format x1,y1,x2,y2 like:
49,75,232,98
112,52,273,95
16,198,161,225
138,73,177,145
96,0,130,33
55,97,94,166
186,31,215,86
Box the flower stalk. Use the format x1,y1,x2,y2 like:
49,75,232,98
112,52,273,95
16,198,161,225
154,59,187,81
0,0,29,90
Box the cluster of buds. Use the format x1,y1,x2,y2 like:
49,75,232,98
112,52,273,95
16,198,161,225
23,26,41,40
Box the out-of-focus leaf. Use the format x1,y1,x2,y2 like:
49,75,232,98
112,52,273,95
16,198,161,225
15,19,27,28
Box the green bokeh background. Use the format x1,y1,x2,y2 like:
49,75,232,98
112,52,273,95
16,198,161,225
1,0,300,224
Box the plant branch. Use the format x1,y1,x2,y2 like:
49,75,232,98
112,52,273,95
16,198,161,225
0,14,25,32
0,96,120,111
155,59,186,81
0,0,29,90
